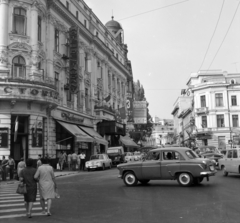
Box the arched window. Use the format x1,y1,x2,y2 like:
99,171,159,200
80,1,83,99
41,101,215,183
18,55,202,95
13,7,27,35
12,56,26,78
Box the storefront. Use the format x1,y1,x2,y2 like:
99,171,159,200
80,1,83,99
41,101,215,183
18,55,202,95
119,135,139,152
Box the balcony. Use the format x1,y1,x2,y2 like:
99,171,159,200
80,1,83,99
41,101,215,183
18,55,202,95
94,104,116,116
195,107,208,115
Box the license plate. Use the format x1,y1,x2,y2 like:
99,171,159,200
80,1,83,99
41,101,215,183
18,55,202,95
210,166,214,171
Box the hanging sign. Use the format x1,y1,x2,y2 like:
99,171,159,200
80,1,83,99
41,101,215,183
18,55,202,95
32,128,43,147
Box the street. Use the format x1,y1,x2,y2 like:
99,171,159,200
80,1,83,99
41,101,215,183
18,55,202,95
1,168,240,223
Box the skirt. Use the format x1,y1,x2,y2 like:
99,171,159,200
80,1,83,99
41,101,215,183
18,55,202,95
24,186,37,202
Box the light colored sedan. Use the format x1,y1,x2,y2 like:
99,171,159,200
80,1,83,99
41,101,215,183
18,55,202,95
85,154,112,171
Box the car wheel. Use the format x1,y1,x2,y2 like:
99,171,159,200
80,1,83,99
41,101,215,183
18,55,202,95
123,172,138,187
102,164,105,171
177,173,193,186
193,177,203,185
223,167,228,176
139,180,150,185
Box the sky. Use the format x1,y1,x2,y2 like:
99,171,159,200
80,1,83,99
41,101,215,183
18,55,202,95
85,0,240,119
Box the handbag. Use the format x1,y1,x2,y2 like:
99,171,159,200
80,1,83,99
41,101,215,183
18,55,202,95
16,183,27,194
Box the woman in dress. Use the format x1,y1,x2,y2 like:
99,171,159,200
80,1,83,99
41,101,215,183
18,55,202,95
19,158,38,218
34,158,57,216
1,156,8,181
58,152,64,171
17,157,26,180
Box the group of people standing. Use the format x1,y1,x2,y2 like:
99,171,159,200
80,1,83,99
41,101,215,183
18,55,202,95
58,151,86,171
0,155,16,181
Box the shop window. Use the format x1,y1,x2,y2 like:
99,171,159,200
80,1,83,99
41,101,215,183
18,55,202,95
38,16,41,41
232,115,239,127
13,7,27,35
231,95,237,106
55,72,59,92
55,29,59,52
200,95,206,107
201,116,207,128
215,93,223,107
12,56,26,79
217,115,225,127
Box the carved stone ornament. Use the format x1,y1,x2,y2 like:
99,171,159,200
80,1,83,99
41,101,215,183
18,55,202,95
47,13,68,33
11,1,29,10
0,48,8,64
30,55,40,66
53,60,64,72
9,34,30,44
8,42,32,53
0,0,9,4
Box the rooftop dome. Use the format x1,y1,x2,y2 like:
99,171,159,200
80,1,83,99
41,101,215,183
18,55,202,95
105,16,122,31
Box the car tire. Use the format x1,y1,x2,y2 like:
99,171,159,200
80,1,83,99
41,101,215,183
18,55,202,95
193,177,203,185
102,164,105,171
139,180,150,185
177,173,193,187
223,167,228,176
123,172,138,187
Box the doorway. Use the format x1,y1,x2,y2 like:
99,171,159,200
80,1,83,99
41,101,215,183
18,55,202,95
11,115,29,163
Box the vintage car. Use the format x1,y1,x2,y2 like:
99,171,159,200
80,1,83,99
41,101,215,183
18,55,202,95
124,152,134,162
197,146,223,167
219,148,240,176
85,154,112,171
107,146,124,165
117,147,217,187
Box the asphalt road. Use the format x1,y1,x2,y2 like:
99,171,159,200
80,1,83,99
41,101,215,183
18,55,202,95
2,168,240,223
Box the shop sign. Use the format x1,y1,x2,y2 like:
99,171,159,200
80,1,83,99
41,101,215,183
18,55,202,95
61,112,84,123
32,128,42,147
69,26,79,94
78,142,89,150
0,128,8,148
197,135,212,140
126,94,133,122
133,101,147,124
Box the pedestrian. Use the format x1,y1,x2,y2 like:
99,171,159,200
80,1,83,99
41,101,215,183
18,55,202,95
77,152,81,171
37,155,42,169
17,157,26,180
71,151,77,171
1,156,8,181
58,152,64,171
62,151,67,170
5,156,15,180
67,153,72,171
34,158,57,216
79,152,86,171
19,158,38,218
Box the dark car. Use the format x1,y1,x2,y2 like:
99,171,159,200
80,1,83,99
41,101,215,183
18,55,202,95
107,146,124,165
117,147,217,187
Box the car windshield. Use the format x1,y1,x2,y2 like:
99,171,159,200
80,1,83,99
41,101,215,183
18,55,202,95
90,155,103,160
107,149,119,154
200,147,216,153
185,150,198,159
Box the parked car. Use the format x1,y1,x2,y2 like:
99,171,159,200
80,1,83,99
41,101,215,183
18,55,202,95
198,146,223,168
124,152,134,162
219,148,240,176
107,146,124,165
85,154,112,171
117,147,217,187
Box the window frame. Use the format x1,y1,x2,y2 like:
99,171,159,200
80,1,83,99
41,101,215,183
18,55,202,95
202,116,207,128
231,95,237,106
55,72,59,92
12,55,26,79
38,16,42,42
215,93,224,107
13,7,27,35
232,114,239,127
200,95,206,107
55,29,59,52
217,114,225,127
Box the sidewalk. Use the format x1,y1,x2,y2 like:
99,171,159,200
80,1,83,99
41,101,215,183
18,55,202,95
0,170,80,185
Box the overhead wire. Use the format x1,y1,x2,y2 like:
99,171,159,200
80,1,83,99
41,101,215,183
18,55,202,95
198,0,225,72
118,0,190,21
207,1,240,71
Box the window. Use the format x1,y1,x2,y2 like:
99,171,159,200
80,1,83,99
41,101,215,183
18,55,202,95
84,20,87,27
84,53,88,71
55,72,59,91
66,1,69,10
202,116,207,128
145,151,160,160
55,29,59,52
12,56,26,78
96,31,98,37
38,16,41,41
13,7,27,35
76,11,79,20
217,115,224,127
215,93,223,107
231,95,237,106
233,150,238,158
85,88,89,109
232,115,239,127
66,78,71,101
200,95,206,107
227,150,233,158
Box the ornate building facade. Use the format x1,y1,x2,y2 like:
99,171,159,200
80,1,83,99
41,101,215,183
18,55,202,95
0,0,134,164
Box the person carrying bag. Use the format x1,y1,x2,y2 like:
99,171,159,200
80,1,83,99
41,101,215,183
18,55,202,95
16,182,27,194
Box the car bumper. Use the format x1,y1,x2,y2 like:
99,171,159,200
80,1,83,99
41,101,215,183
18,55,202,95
118,174,122,178
200,170,217,176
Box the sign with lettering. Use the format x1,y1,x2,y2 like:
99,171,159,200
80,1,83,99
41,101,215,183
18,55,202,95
133,101,147,124
32,128,42,147
61,112,84,123
126,93,133,122
0,128,8,148
69,26,80,94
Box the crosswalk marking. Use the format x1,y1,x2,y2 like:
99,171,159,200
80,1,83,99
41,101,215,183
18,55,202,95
0,183,46,219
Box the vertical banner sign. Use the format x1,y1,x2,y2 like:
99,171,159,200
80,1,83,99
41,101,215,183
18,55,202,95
126,92,133,122
32,128,43,147
69,26,79,94
0,128,8,147
133,101,147,124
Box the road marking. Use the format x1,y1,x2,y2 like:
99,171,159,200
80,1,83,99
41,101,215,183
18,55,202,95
0,198,41,203
0,212,46,219
0,207,42,213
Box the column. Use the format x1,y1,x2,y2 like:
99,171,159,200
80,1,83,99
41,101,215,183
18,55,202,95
0,0,9,73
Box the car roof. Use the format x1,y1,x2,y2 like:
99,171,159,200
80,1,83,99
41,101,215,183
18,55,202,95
199,146,216,149
108,147,123,149
150,147,191,152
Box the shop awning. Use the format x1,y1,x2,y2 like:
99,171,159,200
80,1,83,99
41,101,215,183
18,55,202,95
57,121,93,143
78,126,108,146
120,136,140,148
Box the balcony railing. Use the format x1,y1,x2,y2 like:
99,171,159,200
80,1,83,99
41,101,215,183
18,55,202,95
195,107,208,115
